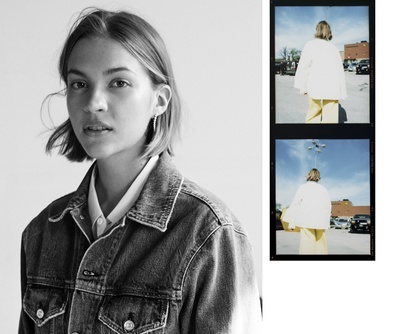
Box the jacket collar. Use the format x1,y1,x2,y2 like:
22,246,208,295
49,153,184,232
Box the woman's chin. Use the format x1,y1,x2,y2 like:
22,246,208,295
82,146,113,161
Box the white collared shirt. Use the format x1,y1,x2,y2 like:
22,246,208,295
88,155,159,239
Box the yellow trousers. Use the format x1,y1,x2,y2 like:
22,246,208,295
299,228,328,254
306,98,338,123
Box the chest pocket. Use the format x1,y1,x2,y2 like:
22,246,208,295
22,285,66,333
98,295,169,334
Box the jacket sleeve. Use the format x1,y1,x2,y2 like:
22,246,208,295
336,50,347,100
282,186,303,229
180,224,262,333
294,42,312,94
18,234,34,334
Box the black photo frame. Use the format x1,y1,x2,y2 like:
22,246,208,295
269,0,375,260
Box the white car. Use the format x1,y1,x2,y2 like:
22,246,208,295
347,62,358,72
334,218,350,229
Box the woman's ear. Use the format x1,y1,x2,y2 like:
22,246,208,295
154,85,172,116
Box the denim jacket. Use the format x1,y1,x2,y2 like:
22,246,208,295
19,153,262,333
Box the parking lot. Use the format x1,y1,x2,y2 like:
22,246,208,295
275,227,371,255
274,71,370,124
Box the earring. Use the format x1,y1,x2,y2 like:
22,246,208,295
153,115,158,133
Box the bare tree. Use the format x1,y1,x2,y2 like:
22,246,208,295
278,46,289,60
278,47,301,62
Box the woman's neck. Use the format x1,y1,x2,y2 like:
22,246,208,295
95,154,148,217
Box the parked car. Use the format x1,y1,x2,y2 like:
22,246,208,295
347,62,358,72
275,60,291,75
330,216,338,228
274,61,281,74
349,214,371,233
334,218,350,229
356,59,370,74
285,61,297,76
275,211,284,230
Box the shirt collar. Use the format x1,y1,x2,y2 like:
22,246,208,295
88,155,159,227
88,167,104,228
51,153,183,233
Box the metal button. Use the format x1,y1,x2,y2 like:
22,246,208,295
124,320,135,331
36,308,44,319
82,269,96,276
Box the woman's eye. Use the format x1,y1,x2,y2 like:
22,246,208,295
111,80,130,88
69,81,87,89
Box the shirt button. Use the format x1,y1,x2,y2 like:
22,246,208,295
36,308,44,319
97,217,105,225
124,320,135,331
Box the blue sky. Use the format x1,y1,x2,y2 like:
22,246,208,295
275,139,371,207
275,6,369,57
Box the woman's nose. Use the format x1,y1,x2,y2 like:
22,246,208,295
84,88,107,113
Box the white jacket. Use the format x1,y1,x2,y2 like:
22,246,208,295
294,39,347,100
283,181,331,229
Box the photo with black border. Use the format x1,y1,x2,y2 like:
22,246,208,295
270,0,375,260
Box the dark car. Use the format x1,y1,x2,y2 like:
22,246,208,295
274,62,281,74
330,216,338,229
349,214,371,233
356,59,370,74
275,211,284,230
275,61,288,75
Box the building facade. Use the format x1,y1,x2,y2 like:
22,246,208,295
344,41,369,61
331,199,370,219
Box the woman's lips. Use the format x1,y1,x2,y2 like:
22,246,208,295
83,121,112,136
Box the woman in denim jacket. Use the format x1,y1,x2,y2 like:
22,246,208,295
19,8,262,334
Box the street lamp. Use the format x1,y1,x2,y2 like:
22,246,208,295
308,139,326,168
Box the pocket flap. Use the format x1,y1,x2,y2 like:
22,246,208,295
23,285,66,326
99,295,169,333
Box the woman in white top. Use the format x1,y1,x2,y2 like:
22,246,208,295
282,168,331,254
294,21,347,123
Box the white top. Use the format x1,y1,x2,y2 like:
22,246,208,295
88,155,159,239
294,38,347,100
283,181,331,230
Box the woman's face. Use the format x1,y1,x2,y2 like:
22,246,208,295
66,37,158,162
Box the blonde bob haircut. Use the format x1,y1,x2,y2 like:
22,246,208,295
314,20,332,41
306,168,321,182
45,8,182,162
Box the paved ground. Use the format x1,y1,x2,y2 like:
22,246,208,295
275,227,371,255
274,71,370,124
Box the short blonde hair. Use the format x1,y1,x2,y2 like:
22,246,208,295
306,168,321,182
314,21,332,41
